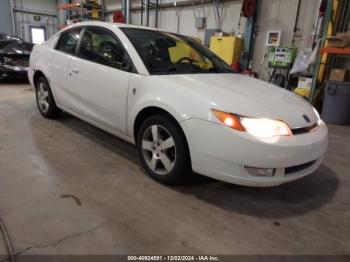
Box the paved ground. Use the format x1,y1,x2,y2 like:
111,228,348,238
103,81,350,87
0,82,349,257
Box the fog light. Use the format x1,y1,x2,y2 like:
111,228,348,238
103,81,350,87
245,167,276,177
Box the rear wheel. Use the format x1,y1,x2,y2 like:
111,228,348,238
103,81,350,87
35,76,61,118
137,114,192,185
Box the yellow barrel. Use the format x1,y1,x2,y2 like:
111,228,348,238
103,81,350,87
294,87,311,98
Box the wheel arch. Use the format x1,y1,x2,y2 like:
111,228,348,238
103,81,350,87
133,106,191,163
133,106,192,169
33,70,46,87
32,69,59,101
133,106,178,140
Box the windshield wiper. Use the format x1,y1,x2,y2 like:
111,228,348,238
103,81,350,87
209,67,234,73
150,66,178,75
150,65,232,75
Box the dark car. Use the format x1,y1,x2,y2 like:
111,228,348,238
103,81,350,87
0,33,34,80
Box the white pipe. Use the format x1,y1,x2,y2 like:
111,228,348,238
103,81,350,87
10,0,16,34
126,0,130,24
145,0,149,26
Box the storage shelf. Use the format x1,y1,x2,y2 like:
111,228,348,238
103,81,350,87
57,0,103,28
58,2,100,10
320,47,350,55
58,3,84,10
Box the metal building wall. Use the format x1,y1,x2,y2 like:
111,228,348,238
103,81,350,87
12,0,57,41
104,0,319,80
104,0,245,39
0,0,14,35
252,0,319,80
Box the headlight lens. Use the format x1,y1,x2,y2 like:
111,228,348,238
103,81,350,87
3,57,12,63
212,109,292,139
3,56,15,65
240,117,292,138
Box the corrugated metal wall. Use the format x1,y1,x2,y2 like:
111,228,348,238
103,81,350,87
252,0,319,80
0,0,14,34
104,0,245,40
104,0,319,78
13,0,57,41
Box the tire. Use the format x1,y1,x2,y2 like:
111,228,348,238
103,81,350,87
35,76,61,118
137,113,192,185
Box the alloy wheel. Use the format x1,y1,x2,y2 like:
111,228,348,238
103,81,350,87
37,82,49,113
141,124,176,175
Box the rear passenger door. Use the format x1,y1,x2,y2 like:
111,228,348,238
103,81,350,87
49,27,81,108
67,26,134,133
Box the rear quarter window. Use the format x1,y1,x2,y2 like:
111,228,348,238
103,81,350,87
56,28,81,55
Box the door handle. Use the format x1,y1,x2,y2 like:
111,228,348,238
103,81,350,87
72,68,79,74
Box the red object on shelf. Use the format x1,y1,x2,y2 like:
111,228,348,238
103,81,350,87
113,11,125,23
58,24,68,29
58,3,88,12
320,47,350,55
241,0,256,18
242,69,258,78
58,3,79,9
231,62,241,73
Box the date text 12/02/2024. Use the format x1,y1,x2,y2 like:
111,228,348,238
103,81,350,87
127,256,220,261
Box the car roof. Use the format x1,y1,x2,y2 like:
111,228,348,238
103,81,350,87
68,21,159,32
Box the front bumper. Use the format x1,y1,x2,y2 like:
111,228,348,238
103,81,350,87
0,64,29,79
180,118,328,187
28,68,35,89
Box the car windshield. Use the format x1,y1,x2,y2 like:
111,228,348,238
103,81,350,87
120,28,234,75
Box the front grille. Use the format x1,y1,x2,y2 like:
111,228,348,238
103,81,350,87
285,160,316,175
291,123,318,135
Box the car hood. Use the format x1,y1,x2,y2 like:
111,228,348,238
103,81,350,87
0,40,33,55
159,73,318,129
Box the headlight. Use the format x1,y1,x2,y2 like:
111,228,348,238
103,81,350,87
3,57,12,63
3,56,15,65
212,109,292,139
240,117,292,138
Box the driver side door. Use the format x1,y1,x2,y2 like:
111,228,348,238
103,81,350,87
67,26,134,133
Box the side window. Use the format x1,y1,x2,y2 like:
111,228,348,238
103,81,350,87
56,28,81,55
78,27,132,71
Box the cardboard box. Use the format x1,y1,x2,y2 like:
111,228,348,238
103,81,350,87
327,32,350,48
297,77,313,89
329,69,350,81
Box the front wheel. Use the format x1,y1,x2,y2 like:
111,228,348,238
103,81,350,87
137,114,192,185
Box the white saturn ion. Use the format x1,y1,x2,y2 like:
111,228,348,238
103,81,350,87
28,22,328,187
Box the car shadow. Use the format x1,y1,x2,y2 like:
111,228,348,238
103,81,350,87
172,164,338,218
40,113,339,219
58,112,140,166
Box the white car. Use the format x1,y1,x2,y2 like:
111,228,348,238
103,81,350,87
28,21,328,187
